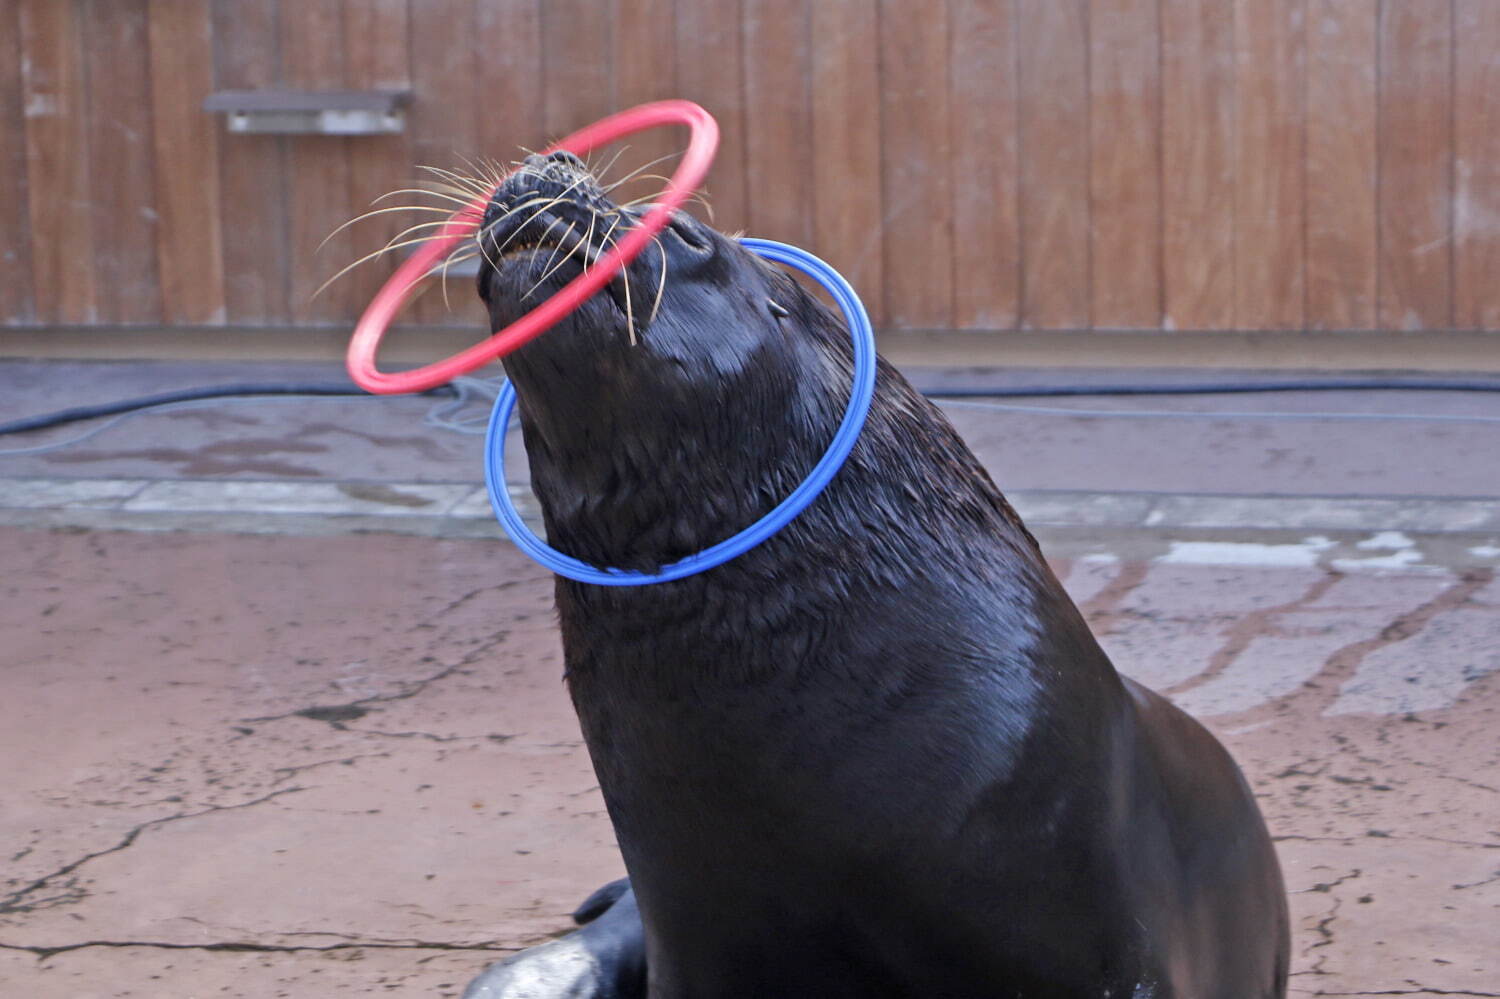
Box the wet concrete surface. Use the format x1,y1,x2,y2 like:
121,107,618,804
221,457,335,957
2,356,1498,996
2,526,1496,997
3,359,1499,498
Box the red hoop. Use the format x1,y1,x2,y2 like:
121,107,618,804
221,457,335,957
346,100,719,395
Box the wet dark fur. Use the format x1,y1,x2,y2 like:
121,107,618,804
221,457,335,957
466,152,1289,998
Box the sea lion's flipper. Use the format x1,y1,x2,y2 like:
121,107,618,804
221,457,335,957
571,877,632,925
461,881,646,999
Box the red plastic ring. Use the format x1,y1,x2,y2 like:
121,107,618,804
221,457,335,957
346,100,719,394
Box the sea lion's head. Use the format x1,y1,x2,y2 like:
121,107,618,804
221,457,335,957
476,150,852,572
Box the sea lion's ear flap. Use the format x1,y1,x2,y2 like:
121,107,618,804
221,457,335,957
767,299,790,320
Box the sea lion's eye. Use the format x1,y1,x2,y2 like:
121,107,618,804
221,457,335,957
767,299,790,320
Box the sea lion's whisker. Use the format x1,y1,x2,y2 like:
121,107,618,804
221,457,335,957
587,146,632,189
589,214,633,340
312,232,471,301
600,151,681,195
577,210,599,275
416,163,498,199
521,215,577,294
317,205,449,254
493,195,572,256
522,222,581,299
647,236,669,327
373,187,476,209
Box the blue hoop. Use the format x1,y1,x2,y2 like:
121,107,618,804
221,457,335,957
484,237,876,586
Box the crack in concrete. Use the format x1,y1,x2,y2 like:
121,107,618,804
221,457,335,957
424,580,548,623
0,787,305,916
1295,868,1363,895
1314,984,1500,990
1166,570,1345,698
241,660,472,727
1077,560,1151,635
1452,867,1500,891
0,935,517,962
342,729,516,744
270,753,390,785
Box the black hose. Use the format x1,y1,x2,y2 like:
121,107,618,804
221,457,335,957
0,377,1495,441
0,383,454,437
919,379,1500,398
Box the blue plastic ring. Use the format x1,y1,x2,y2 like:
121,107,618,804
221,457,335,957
484,237,876,586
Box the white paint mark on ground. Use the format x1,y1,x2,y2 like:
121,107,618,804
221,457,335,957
1156,537,1335,569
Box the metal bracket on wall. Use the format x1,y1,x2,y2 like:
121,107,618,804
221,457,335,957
203,89,412,135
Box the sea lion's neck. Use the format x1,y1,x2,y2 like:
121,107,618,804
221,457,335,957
511,335,839,576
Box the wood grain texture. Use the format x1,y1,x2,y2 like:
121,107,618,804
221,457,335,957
877,0,951,327
1305,0,1378,329
611,0,680,211
1018,0,1090,329
408,0,479,325
1089,0,1162,328
810,0,883,323
676,0,749,231
542,0,612,142
950,0,1019,329
1454,0,1500,330
1378,0,1453,330
1161,0,1235,330
476,0,542,167
3,0,1495,334
0,2,37,324
343,0,412,313
743,0,813,247
281,0,353,322
19,0,98,323
211,0,289,325
1233,0,1305,330
147,0,226,324
84,0,162,324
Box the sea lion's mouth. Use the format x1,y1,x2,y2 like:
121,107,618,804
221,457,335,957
478,154,646,318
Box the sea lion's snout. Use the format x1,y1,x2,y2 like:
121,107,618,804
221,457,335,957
478,151,618,280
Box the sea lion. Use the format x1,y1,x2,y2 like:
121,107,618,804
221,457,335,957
461,150,1289,998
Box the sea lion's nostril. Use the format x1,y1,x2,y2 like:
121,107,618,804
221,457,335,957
544,150,587,170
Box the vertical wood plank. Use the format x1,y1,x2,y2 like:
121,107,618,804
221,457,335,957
878,0,951,327
542,0,612,141
343,0,412,313
0,2,37,324
1161,0,1235,330
1089,0,1162,328
611,0,679,208
811,0,882,318
408,0,478,325
949,0,1019,329
1306,0,1378,329
18,0,98,323
211,0,289,325
676,0,750,231
1233,0,1305,330
475,0,542,166
281,0,352,322
147,0,226,324
83,0,162,324
1378,0,1453,331
743,0,813,247
1454,0,1500,329
1018,0,1090,329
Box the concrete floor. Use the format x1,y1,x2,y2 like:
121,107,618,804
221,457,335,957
1,359,1498,997
1,527,1496,998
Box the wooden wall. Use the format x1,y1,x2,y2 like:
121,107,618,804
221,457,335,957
4,0,1500,334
